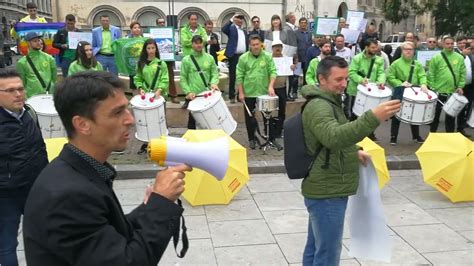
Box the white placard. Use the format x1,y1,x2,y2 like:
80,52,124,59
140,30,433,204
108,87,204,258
273,56,294,76
347,161,392,263
149,27,175,61
264,39,273,53
314,17,339,36
293,62,303,76
416,50,441,67
67,32,92,49
341,28,361,44
349,18,368,33
346,11,365,30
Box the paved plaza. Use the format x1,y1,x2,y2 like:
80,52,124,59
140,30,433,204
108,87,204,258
16,170,474,265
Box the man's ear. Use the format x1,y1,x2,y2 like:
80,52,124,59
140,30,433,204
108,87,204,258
71,115,92,136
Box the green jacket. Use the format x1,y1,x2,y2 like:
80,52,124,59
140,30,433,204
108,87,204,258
301,85,380,199
134,58,169,96
16,49,57,98
180,51,219,95
305,56,320,85
387,57,427,87
428,49,466,93
180,24,208,57
347,52,386,96
236,51,277,97
67,60,103,76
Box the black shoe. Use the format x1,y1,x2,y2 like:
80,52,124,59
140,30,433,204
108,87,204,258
137,143,148,154
286,97,295,102
249,140,256,150
459,130,472,138
230,98,236,104
271,139,283,151
413,136,425,143
390,136,397,146
181,100,189,109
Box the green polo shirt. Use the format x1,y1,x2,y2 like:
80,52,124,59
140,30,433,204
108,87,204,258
100,28,113,54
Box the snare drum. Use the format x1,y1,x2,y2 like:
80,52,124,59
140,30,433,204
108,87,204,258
443,93,468,117
257,95,279,112
130,93,168,142
26,94,66,139
395,87,437,125
353,83,392,117
187,90,237,135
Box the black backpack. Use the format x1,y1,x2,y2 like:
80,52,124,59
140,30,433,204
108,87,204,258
283,96,337,179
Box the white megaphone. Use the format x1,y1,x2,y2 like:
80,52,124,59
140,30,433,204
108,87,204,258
148,136,229,180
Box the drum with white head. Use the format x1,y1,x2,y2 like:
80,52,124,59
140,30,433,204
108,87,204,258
442,93,468,117
352,83,392,117
130,93,167,142
188,90,237,135
257,95,279,113
395,87,437,125
26,94,66,139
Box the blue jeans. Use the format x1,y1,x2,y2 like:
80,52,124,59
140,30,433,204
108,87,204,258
96,54,118,75
0,196,27,266
60,57,73,77
303,196,348,266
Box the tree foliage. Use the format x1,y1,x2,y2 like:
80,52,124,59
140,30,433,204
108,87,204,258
433,0,474,36
382,0,436,24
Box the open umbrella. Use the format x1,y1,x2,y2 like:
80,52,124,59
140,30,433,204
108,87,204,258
416,133,474,202
357,137,390,189
149,130,249,206
44,137,68,162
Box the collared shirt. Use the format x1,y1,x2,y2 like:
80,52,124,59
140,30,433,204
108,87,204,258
286,22,296,31
66,143,116,185
2,107,25,121
465,55,472,85
236,25,246,54
100,28,113,54
335,46,353,63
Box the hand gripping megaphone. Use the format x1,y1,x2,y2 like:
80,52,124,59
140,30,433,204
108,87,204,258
148,136,229,180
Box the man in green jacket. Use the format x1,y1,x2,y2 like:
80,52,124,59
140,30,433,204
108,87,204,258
179,13,208,57
305,38,331,86
387,41,428,145
428,36,467,133
16,32,57,98
346,38,386,141
301,56,400,265
237,35,277,149
180,35,219,129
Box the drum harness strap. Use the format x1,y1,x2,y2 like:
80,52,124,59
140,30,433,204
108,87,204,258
144,61,161,92
26,55,52,93
440,52,458,89
190,55,209,89
366,57,376,79
407,61,415,84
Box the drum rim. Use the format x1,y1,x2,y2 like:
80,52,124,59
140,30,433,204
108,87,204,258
130,94,165,109
187,91,223,112
26,94,58,115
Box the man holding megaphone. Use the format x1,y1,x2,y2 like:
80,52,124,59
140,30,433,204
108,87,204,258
22,71,191,266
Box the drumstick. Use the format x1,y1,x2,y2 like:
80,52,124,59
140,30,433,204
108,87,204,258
243,101,253,117
410,87,418,95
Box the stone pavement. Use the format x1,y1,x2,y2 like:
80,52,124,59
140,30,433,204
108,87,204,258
16,170,474,265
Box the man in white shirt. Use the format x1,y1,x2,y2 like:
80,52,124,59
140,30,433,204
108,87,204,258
334,34,352,63
458,43,473,137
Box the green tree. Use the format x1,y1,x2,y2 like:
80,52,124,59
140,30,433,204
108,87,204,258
382,0,436,24
433,0,474,36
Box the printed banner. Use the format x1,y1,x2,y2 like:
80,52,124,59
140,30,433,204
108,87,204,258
14,22,65,55
111,37,148,76
149,27,176,61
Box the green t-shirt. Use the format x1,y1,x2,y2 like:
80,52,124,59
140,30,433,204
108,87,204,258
100,29,113,54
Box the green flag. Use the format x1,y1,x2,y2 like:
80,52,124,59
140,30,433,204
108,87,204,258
112,37,147,75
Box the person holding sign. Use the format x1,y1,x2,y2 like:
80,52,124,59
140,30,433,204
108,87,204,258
428,36,467,133
387,41,428,145
53,14,82,77
305,38,332,85
180,35,219,129
16,32,57,98
68,41,103,76
237,35,277,149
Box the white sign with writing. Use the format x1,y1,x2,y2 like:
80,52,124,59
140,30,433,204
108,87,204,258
341,28,361,44
273,56,294,76
149,27,175,61
67,32,92,49
416,50,441,67
314,17,339,36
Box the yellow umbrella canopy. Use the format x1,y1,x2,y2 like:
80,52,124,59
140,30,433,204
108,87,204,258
416,133,474,203
44,137,68,162
357,137,390,189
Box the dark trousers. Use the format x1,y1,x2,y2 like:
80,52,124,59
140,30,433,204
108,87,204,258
243,97,258,141
344,95,356,121
166,61,177,97
288,75,298,96
302,61,308,86
458,84,473,131
0,195,27,266
275,87,287,136
60,57,73,77
228,54,242,99
390,117,420,139
430,94,456,132
187,112,196,129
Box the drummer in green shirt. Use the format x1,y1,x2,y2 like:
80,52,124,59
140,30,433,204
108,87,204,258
134,39,169,98
68,41,103,76
180,35,219,129
237,35,277,149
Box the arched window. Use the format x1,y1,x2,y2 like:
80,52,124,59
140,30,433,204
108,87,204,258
217,8,249,44
91,9,124,29
337,2,348,18
177,7,210,28
133,7,166,32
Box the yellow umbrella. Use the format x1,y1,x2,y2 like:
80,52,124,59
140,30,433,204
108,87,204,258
416,133,474,202
357,137,390,188
149,130,249,206
44,137,68,162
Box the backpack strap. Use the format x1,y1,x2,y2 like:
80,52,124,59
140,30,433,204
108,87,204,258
24,104,40,128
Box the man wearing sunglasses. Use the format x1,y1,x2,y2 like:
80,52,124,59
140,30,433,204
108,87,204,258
248,16,265,41
0,69,48,266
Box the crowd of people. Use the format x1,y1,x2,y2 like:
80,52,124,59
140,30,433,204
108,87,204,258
1,2,473,266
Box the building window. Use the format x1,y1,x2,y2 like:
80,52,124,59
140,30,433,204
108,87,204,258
177,7,210,28
93,11,122,29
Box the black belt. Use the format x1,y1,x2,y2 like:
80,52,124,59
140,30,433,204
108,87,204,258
98,53,114,57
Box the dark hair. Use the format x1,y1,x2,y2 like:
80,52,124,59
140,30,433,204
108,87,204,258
319,38,331,48
316,56,348,83
156,17,165,24
285,12,295,22
204,20,213,26
0,69,21,79
456,36,467,42
251,16,260,22
270,15,282,31
26,2,37,9
65,14,76,22
188,13,198,20
100,14,109,19
335,34,344,40
75,41,98,69
249,34,262,43
191,35,203,43
299,17,307,23
383,44,392,55
38,38,47,52
137,39,160,71
365,38,379,48
129,21,141,30
54,71,125,138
